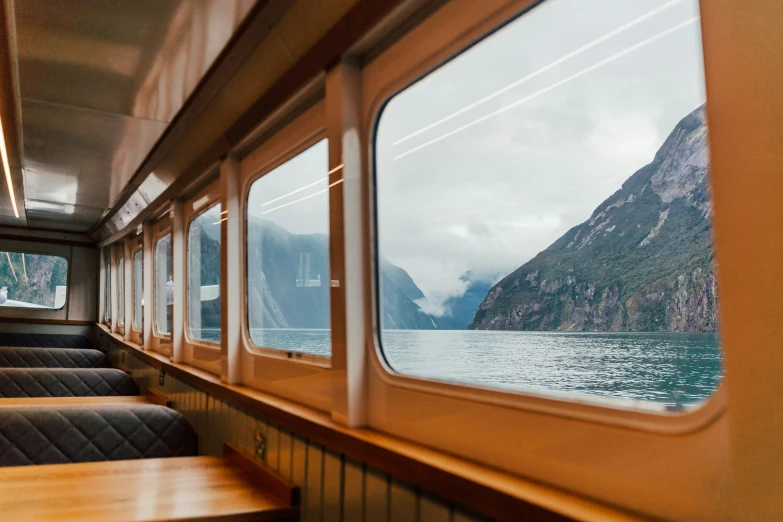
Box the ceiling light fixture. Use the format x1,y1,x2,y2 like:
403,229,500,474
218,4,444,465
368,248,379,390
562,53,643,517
0,114,19,218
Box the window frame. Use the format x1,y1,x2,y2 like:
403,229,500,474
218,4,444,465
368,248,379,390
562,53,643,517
104,259,111,325
355,0,730,513
117,255,125,329
183,181,223,374
129,235,144,344
148,214,173,355
0,246,70,312
238,102,336,411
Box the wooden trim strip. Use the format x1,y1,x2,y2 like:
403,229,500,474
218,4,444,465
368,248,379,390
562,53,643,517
0,233,95,248
0,396,152,409
97,324,642,522
223,443,300,507
0,317,93,326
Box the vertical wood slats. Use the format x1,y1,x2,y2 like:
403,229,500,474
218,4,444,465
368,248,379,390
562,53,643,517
109,345,490,522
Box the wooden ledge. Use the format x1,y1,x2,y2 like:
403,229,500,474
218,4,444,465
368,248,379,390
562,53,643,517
0,455,298,521
0,396,153,409
146,388,173,407
97,323,643,522
223,443,300,507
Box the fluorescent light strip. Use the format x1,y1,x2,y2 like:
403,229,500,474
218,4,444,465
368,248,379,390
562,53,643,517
394,17,699,161
393,0,686,146
261,178,344,215
0,114,19,218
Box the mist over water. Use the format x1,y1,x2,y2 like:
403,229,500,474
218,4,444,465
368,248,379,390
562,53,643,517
196,328,721,409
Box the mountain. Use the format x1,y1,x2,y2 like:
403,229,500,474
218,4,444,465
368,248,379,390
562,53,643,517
246,217,438,330
437,273,494,330
471,105,718,332
380,257,439,329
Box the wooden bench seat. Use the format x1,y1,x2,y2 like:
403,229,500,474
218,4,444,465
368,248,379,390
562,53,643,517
0,445,299,521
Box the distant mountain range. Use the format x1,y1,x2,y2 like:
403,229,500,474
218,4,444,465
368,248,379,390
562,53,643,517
245,217,488,330
471,105,718,332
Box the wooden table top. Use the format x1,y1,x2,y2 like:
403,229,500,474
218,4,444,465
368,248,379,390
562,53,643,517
0,456,298,521
0,396,153,409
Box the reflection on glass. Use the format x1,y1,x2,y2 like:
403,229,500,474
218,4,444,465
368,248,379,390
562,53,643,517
375,0,720,410
246,139,331,357
118,258,125,326
188,204,222,343
0,251,68,310
133,249,143,331
105,261,111,322
155,235,172,335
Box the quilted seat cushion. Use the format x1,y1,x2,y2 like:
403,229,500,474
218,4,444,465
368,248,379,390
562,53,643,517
0,369,138,397
0,333,92,349
0,405,198,466
0,347,109,369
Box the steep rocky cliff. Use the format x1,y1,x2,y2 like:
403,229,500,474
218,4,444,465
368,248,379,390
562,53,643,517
471,105,718,332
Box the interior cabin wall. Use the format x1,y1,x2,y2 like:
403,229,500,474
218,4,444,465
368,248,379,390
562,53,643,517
99,330,488,522
0,236,98,324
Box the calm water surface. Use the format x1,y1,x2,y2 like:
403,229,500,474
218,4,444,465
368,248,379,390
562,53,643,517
195,328,721,408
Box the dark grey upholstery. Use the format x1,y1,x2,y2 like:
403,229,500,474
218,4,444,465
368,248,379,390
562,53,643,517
0,347,109,368
0,369,138,397
0,405,197,466
0,333,92,349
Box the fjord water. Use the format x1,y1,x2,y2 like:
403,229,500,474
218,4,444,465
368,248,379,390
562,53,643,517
237,329,721,409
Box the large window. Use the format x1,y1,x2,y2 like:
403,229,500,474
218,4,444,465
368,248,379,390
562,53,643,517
374,0,719,410
188,204,221,343
0,251,68,310
155,234,172,335
105,261,111,322
117,257,124,326
246,139,331,357
133,249,143,331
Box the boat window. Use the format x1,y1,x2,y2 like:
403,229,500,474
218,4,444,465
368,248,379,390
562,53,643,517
155,234,172,335
246,139,331,357
105,260,111,322
373,0,720,410
188,204,222,344
0,251,68,310
133,249,143,331
117,257,124,326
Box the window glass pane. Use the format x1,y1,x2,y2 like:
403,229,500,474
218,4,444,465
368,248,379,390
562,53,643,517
0,251,68,310
375,0,720,410
155,235,172,335
188,204,222,343
118,258,124,326
105,261,111,321
246,139,331,357
133,249,143,331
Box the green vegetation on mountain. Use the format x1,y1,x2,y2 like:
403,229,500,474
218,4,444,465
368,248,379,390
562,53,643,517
471,105,718,332
0,252,68,308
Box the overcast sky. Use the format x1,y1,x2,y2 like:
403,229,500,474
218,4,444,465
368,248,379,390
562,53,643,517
249,0,707,317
